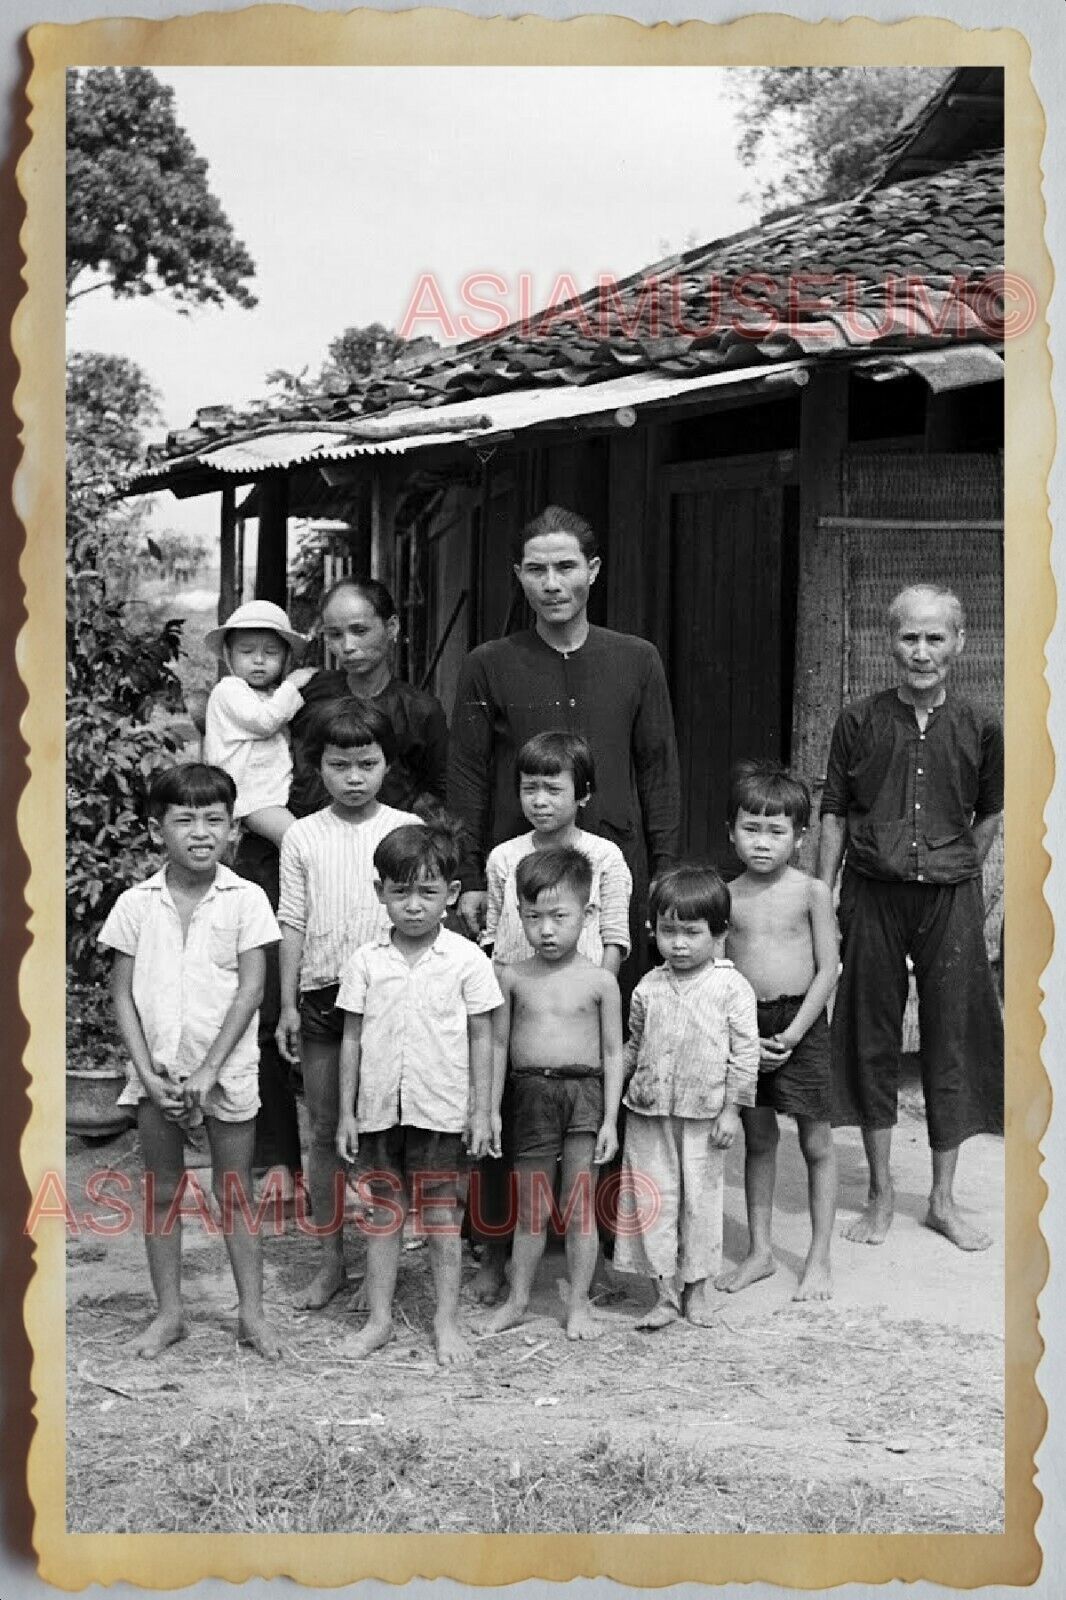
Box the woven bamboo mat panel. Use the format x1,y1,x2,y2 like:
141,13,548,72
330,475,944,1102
844,450,1003,521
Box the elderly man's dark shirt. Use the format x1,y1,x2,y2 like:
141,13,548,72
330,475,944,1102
820,688,1003,885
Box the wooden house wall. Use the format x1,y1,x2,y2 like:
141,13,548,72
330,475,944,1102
405,374,1002,902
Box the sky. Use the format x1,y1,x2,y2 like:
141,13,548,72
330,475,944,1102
67,67,757,545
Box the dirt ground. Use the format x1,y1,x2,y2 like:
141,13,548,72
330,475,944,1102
65,1081,1004,1535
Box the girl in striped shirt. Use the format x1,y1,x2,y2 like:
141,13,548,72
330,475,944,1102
276,699,421,1311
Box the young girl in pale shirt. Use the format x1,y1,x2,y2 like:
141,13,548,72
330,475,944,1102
274,698,421,1312
484,731,632,974
203,600,316,847
614,863,759,1331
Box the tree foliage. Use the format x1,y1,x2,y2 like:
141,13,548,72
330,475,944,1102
66,350,185,981
730,67,952,215
66,67,258,311
266,325,439,399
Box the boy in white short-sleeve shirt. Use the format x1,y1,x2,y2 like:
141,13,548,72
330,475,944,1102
335,823,502,1367
98,763,281,1361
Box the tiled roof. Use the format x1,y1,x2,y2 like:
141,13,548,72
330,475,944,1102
866,67,1004,193
148,151,1004,469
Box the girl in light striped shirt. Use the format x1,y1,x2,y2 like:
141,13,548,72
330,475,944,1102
276,698,421,1312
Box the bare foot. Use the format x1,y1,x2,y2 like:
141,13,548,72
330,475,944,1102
842,1191,894,1245
298,1259,347,1310
484,1296,528,1335
132,1312,186,1359
715,1250,777,1294
435,1318,472,1365
683,1280,719,1326
238,1311,282,1359
566,1301,603,1341
470,1254,508,1305
792,1257,833,1301
924,1202,992,1252
634,1300,679,1332
343,1318,394,1359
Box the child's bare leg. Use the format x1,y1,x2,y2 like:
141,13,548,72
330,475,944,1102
926,1145,992,1251
560,1135,600,1340
485,1159,552,1332
844,1126,894,1244
244,806,297,847
208,1116,280,1357
424,1196,469,1364
717,1107,778,1292
346,1199,403,1357
468,1156,512,1303
134,1102,188,1357
793,1117,836,1300
298,1037,348,1308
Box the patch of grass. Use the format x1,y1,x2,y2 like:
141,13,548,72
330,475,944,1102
67,1415,1003,1536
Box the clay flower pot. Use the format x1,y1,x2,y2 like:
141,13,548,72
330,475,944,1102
66,1067,134,1139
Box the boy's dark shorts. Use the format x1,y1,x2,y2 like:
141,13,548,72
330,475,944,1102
755,997,831,1122
354,1126,468,1215
300,983,344,1043
511,1067,604,1162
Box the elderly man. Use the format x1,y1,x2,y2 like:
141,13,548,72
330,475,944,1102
817,584,1003,1251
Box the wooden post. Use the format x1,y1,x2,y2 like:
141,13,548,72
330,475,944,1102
236,515,246,604
218,483,237,624
254,474,289,605
791,366,849,866
369,467,396,595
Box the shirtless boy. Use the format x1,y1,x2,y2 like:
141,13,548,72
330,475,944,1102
719,761,840,1301
485,847,624,1341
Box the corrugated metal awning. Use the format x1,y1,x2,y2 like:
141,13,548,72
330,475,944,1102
127,360,814,494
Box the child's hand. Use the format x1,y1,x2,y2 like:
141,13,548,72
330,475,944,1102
759,1033,794,1067
181,1062,219,1112
710,1105,740,1148
488,1111,503,1159
287,666,317,690
465,1112,492,1159
275,1005,302,1064
335,1113,359,1162
143,1070,185,1119
594,1121,619,1165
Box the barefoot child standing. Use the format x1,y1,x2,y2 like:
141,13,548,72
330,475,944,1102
717,762,839,1301
485,848,624,1341
275,700,421,1311
471,731,631,1307
334,823,502,1364
614,864,759,1330
99,764,282,1360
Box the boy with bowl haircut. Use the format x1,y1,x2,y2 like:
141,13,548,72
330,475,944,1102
98,763,282,1360
718,761,840,1301
276,698,422,1312
485,729,633,973
485,847,624,1342
335,823,502,1365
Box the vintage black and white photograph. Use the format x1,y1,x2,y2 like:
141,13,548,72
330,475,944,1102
59,57,1011,1539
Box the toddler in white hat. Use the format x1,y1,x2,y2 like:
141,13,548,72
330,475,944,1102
203,600,317,846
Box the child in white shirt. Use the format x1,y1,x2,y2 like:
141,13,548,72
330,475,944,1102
98,763,281,1361
203,600,316,846
614,863,759,1331
485,731,632,974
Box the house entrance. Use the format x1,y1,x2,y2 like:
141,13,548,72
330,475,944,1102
660,454,799,873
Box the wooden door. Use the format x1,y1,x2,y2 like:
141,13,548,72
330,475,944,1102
661,456,794,872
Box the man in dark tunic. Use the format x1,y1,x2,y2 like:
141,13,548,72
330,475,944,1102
818,584,1003,1252
448,503,681,1300
448,503,680,955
